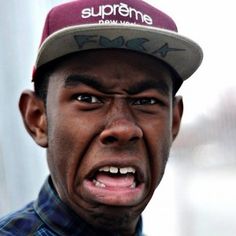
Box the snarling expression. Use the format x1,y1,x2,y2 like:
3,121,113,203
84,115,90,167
42,49,182,231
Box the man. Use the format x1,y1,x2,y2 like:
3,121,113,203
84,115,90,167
0,0,203,235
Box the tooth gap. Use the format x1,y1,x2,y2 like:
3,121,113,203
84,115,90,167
98,167,136,177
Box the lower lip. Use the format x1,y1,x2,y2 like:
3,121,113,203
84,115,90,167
82,179,146,206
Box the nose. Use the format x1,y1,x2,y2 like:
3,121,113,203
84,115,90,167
99,119,143,146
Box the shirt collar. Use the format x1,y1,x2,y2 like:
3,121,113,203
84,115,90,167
34,177,143,236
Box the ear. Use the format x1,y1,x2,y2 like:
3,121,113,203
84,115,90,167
19,90,48,147
172,96,184,141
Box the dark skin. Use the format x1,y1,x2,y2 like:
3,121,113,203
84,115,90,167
19,50,183,235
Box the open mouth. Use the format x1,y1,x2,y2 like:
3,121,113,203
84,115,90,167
92,166,138,189
83,164,145,205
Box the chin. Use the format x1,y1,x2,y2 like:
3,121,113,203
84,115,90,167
87,207,140,234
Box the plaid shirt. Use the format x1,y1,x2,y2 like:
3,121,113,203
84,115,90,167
0,177,143,236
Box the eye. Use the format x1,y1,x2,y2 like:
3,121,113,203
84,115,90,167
76,94,102,104
132,97,159,105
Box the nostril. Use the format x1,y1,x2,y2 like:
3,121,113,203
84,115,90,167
130,136,139,142
99,122,143,146
102,136,118,145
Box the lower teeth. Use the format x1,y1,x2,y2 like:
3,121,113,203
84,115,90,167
130,182,136,189
93,179,106,188
93,179,136,189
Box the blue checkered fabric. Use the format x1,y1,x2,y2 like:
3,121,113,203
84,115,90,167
0,177,143,235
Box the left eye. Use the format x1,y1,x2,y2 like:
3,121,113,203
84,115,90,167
76,94,102,104
132,98,158,105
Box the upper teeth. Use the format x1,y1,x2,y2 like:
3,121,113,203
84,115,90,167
99,166,136,175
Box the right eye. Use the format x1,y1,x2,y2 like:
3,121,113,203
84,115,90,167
132,97,159,106
76,94,102,104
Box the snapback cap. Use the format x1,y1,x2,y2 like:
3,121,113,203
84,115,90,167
33,0,203,81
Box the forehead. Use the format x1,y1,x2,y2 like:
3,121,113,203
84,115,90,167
49,49,174,92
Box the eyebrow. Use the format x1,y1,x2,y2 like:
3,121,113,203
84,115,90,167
127,79,169,96
64,74,170,96
64,74,109,93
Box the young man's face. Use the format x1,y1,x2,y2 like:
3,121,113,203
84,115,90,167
31,50,182,233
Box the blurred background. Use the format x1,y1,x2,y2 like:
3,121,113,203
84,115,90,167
0,0,235,235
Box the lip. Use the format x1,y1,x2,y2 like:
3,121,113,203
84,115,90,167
80,160,147,206
82,179,146,206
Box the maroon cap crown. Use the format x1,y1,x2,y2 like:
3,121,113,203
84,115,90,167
33,0,203,82
40,0,177,46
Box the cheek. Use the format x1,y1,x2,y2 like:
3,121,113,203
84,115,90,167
143,119,172,189
46,114,101,191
